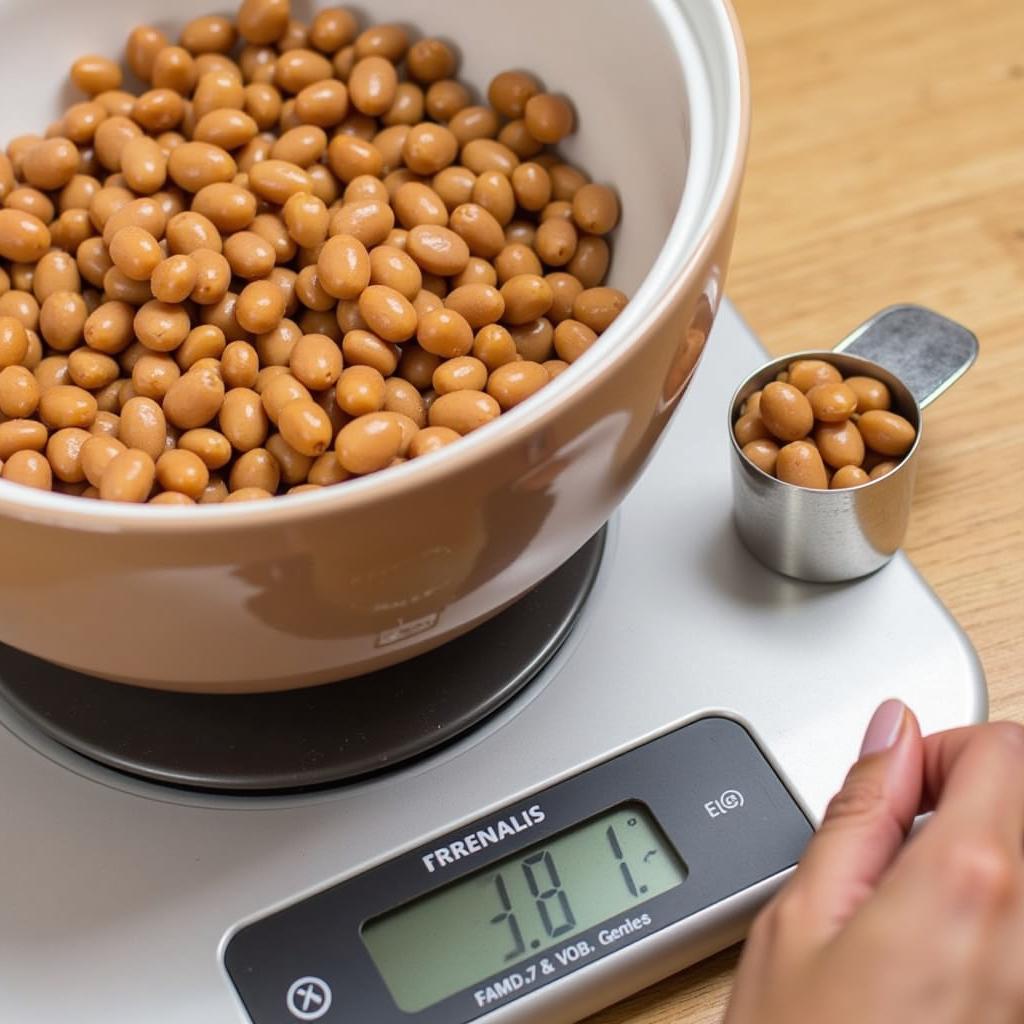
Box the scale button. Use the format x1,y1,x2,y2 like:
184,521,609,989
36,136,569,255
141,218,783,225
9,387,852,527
286,976,333,1020
704,789,745,819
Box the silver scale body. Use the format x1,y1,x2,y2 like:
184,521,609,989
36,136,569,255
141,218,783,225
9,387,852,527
0,302,985,1023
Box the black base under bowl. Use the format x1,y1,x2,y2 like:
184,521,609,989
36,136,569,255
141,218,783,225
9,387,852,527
0,529,606,794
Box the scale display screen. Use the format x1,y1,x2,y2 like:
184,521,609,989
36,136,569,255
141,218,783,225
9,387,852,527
361,803,687,1013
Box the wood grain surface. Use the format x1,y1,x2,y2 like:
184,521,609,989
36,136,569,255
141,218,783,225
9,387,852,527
585,0,1024,1020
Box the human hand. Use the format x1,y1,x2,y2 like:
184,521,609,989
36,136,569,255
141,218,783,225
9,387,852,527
724,701,1024,1024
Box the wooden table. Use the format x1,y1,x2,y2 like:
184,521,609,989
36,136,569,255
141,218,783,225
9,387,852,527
586,0,1024,1020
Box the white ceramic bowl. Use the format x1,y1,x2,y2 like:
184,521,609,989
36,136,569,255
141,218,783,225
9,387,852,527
0,0,748,690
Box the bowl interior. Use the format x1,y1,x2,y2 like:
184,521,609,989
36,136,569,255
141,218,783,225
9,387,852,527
0,0,710,295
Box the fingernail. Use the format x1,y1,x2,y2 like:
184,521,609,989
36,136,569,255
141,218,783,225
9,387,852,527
859,699,907,757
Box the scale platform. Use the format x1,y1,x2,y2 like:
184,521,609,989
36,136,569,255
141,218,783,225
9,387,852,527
0,301,985,1023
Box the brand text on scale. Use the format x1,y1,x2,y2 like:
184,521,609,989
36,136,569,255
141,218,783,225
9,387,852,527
422,805,546,873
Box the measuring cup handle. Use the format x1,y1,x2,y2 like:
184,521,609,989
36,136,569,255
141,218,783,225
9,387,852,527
832,304,978,408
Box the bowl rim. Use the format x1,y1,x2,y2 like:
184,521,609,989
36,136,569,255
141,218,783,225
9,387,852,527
0,0,751,531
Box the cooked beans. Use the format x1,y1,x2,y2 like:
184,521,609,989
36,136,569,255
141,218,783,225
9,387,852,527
734,359,918,488
0,4,626,502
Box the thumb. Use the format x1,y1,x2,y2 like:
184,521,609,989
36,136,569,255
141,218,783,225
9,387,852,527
787,699,924,940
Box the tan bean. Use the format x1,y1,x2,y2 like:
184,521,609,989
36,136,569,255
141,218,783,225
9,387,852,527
545,273,584,324
815,420,866,469
500,275,553,325
38,384,97,429
535,218,579,267
846,375,892,413
335,411,403,474
133,301,190,353
358,285,418,342
256,318,302,366
283,192,329,248
453,257,498,289
225,230,277,279
178,428,233,469
335,364,385,416
167,142,237,193
0,365,39,417
343,329,399,376
44,426,90,483
572,286,627,333
472,323,518,371
0,209,50,263
486,360,549,410
237,279,287,334
220,340,260,389
119,395,167,460
126,26,169,82
189,249,232,305
238,0,291,45
260,371,310,421
444,284,505,330
405,224,470,277
462,139,519,177
432,355,487,395
131,89,186,134
229,447,280,493
162,366,225,429
289,333,343,390
275,398,332,456
272,124,327,167
787,359,843,393
498,119,544,160
406,425,458,458
808,381,859,422
80,434,127,486
550,163,589,202
317,233,371,299
193,109,259,150
327,134,383,184
107,226,161,283
132,353,181,401
448,203,505,260
248,158,312,203
428,389,500,435
275,49,334,94
488,71,540,119
758,382,815,442
250,213,297,263
84,300,134,354
449,106,501,148
0,315,28,368
509,318,554,362
740,438,781,476
150,255,198,304
219,386,270,451
68,348,119,390
368,244,422,300
858,410,917,456
494,243,542,284
243,82,283,130
0,418,48,458
550,318,597,363
21,137,80,191
166,210,222,254
2,449,52,490
98,447,154,501
198,473,229,502
776,441,829,489
831,464,871,489
571,184,620,236
869,460,900,480
223,485,273,502
380,376,425,426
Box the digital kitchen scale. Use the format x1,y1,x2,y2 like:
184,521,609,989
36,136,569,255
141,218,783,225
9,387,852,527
0,301,985,1024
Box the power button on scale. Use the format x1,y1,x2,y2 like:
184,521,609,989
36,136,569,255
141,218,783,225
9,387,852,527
704,789,745,819
286,976,332,1020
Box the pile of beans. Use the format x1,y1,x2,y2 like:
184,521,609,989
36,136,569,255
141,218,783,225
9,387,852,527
0,1,626,504
733,359,917,489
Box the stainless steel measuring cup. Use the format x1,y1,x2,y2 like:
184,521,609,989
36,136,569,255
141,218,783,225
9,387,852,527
728,305,979,582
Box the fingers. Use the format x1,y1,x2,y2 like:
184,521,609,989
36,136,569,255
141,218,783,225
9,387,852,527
782,699,924,940
919,722,1024,846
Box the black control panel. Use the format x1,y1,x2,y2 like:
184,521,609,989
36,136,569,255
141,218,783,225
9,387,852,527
225,717,812,1023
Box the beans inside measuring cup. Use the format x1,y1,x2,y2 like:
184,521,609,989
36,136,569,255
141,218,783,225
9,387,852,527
733,358,917,489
